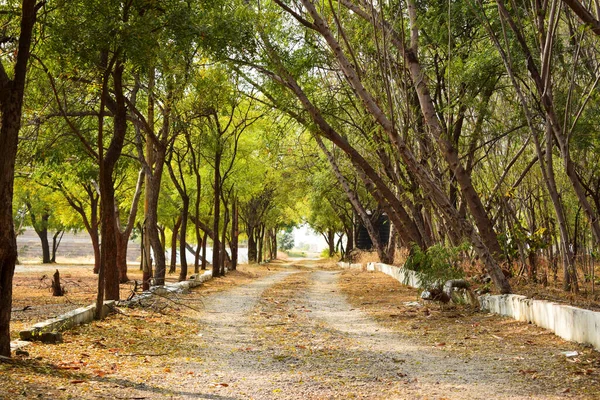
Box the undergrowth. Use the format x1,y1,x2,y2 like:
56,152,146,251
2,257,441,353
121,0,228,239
404,243,467,288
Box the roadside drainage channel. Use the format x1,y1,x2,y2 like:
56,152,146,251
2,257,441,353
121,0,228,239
338,261,600,352
11,269,217,353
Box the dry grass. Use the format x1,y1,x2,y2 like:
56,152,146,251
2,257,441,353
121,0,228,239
3,262,280,399
338,269,600,398
349,248,600,311
9,263,275,340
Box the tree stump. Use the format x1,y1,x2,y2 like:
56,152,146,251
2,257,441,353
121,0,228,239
51,269,64,296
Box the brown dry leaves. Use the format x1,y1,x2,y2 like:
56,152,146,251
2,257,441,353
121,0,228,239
3,264,275,399
338,269,600,398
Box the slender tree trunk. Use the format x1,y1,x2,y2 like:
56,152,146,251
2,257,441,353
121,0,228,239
257,224,265,263
51,230,63,263
142,69,155,290
147,158,167,285
201,231,208,271
220,204,229,276
346,227,354,257
231,197,239,270
0,3,43,354
98,63,128,305
212,149,222,277
29,209,51,264
247,225,257,263
179,197,189,281
169,215,182,274
194,236,201,274
328,229,335,257
37,224,51,264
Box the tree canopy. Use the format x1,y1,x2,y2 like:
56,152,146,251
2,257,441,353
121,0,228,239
1,0,600,356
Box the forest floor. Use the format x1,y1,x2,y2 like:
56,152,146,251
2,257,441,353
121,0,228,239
2,259,600,399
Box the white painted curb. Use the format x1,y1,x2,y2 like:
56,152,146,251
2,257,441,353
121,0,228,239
19,300,115,341
13,268,221,350
338,261,600,351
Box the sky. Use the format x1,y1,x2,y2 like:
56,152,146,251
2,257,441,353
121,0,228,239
292,224,329,252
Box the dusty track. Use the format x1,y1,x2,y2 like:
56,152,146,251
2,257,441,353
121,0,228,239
175,267,586,399
3,262,598,399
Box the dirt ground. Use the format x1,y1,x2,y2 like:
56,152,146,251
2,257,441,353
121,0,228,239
2,260,599,399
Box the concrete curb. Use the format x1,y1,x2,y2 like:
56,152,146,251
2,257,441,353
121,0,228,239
13,269,220,351
338,261,600,351
19,300,115,341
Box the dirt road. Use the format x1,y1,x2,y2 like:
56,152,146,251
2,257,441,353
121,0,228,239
5,263,597,399
176,268,583,399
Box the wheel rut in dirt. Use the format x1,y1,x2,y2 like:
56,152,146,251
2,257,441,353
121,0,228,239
305,270,562,399
183,268,574,399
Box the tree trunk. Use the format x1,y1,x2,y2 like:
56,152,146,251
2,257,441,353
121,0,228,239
115,232,129,283
37,223,51,264
194,236,201,274
247,225,257,263
97,62,128,307
29,210,51,264
51,230,63,263
178,197,189,281
346,227,354,257
0,0,41,356
147,168,167,285
328,229,335,257
91,229,101,274
221,202,229,273
257,224,265,263
170,215,182,274
212,148,222,277
201,230,208,271
231,197,239,270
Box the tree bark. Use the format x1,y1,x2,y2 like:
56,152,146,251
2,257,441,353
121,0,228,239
231,197,239,270
201,230,208,271
169,215,182,274
51,230,63,263
178,197,189,281
0,0,40,357
97,61,128,305
28,206,51,264
247,225,257,263
212,148,222,277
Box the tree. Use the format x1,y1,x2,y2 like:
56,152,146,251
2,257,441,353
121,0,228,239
277,227,294,251
0,0,43,358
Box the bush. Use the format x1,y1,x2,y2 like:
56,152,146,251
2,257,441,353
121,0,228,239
320,248,340,259
404,244,467,289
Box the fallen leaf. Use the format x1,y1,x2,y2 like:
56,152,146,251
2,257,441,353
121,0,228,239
519,369,537,374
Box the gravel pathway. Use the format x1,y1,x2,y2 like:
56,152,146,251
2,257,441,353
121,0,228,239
175,268,571,399
305,270,567,399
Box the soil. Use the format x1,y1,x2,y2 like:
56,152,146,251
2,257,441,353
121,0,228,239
2,260,599,399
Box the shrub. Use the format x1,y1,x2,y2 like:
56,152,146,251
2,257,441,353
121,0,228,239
404,243,467,289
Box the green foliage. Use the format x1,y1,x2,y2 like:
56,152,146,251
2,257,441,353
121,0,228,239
319,248,340,259
277,228,294,251
404,244,467,289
